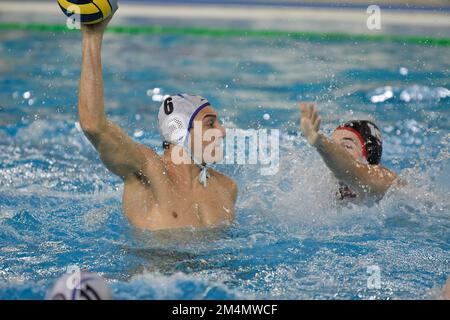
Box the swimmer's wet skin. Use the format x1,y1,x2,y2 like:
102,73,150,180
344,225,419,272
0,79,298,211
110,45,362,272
299,103,399,201
77,15,237,231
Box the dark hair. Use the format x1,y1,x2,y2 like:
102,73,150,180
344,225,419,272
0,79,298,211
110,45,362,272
337,120,383,165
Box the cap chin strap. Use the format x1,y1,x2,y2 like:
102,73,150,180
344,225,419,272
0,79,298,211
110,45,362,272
199,165,209,187
182,137,210,187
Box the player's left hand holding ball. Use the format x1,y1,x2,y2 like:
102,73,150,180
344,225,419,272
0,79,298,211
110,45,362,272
57,0,118,32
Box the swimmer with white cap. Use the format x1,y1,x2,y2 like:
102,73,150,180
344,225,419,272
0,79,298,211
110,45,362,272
77,14,236,230
299,103,399,201
46,271,111,300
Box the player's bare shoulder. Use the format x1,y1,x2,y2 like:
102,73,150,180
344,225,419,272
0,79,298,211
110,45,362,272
209,169,238,201
139,145,166,180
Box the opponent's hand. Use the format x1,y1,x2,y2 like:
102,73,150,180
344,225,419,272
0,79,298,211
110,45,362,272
300,102,321,146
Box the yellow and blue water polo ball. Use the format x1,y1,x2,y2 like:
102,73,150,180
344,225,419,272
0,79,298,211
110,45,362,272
57,0,118,25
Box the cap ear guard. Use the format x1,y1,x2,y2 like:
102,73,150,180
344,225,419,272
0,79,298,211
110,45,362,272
160,114,189,145
365,136,382,165
361,121,382,165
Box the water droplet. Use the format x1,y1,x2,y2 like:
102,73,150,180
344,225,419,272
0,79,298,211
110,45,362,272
133,130,144,138
399,67,408,76
74,122,82,132
23,91,31,99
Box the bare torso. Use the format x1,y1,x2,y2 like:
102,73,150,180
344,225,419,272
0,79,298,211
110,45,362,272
122,153,236,230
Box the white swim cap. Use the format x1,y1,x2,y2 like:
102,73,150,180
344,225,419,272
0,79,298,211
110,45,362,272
46,271,112,300
158,94,211,146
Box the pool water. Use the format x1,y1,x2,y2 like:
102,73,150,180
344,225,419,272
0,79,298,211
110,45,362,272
0,30,449,299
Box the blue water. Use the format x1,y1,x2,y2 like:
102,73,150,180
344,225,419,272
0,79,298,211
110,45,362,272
0,30,449,299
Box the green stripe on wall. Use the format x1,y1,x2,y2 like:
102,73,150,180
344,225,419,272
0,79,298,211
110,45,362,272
0,22,449,46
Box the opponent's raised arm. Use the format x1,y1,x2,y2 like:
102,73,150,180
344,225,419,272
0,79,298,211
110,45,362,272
299,103,397,198
78,19,159,180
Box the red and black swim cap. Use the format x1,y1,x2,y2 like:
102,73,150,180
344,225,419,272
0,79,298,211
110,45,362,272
336,120,383,165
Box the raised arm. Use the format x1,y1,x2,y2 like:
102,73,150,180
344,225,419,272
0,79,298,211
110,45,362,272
299,103,397,198
78,18,159,180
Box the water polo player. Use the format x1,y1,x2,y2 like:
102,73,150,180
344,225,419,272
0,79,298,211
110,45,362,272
299,103,399,201
77,15,236,230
